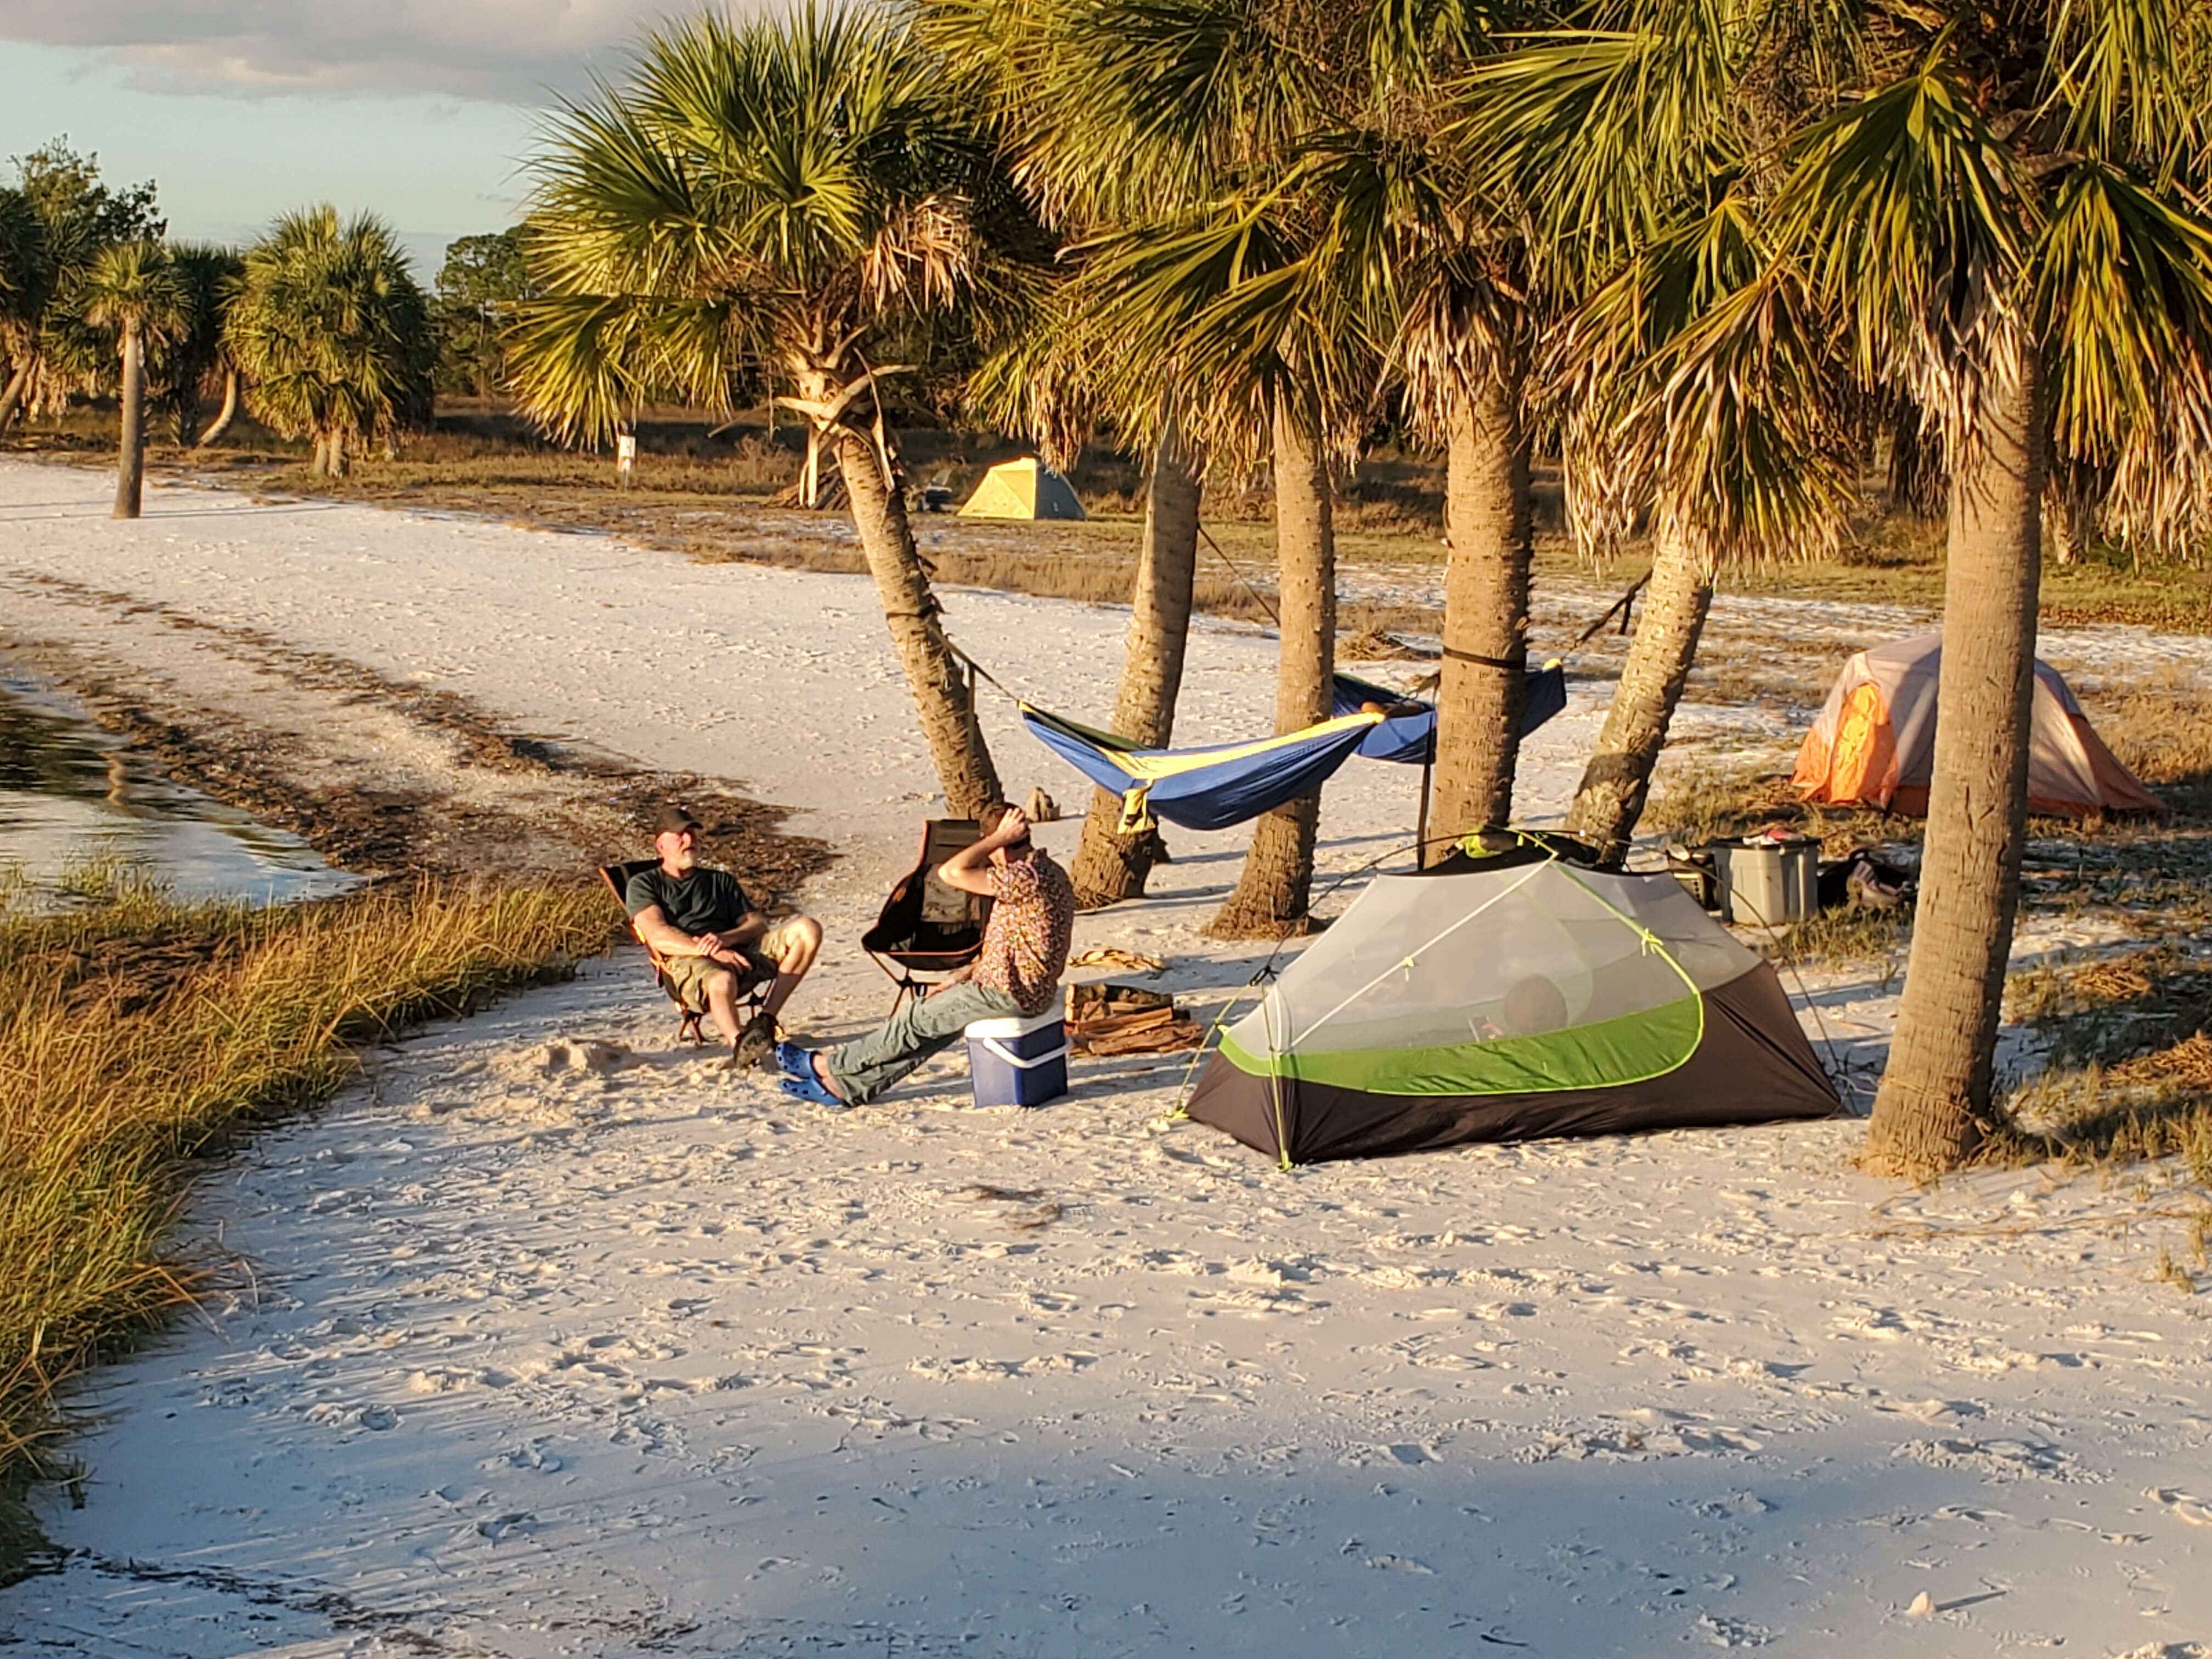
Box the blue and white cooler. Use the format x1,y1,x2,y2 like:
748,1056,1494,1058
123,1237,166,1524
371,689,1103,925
964,995,1069,1108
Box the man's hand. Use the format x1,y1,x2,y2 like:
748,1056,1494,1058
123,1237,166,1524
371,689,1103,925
693,930,732,961
938,809,1030,897
982,806,1031,849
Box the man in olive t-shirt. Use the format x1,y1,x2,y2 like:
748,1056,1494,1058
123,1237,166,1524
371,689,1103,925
624,804,822,1068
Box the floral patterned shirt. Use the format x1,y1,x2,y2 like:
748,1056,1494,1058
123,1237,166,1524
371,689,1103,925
972,849,1076,1017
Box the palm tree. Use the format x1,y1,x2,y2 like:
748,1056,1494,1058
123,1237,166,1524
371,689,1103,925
1045,0,1386,936
225,207,434,477
1558,204,1853,862
506,5,1040,817
1081,191,1369,937
921,0,1215,906
0,187,50,432
151,244,242,447
1772,15,2212,1175
1444,0,1853,865
1467,0,2212,1171
0,144,164,435
1300,0,1554,855
1061,417,1206,905
79,240,189,519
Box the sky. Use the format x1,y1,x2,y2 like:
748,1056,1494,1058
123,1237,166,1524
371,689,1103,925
0,2,717,279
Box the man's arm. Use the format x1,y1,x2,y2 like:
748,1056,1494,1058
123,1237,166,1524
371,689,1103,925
631,903,753,963
720,911,772,948
938,808,1030,896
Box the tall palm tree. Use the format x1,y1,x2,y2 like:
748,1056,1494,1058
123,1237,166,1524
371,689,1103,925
919,0,1216,904
225,207,434,477
507,5,1042,817
1558,202,1853,861
0,144,164,435
1447,0,1853,865
1773,12,2212,1175
1053,0,1387,936
1299,0,1556,855
79,240,189,520
1082,190,1370,936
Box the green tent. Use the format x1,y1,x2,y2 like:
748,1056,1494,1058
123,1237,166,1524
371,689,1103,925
958,456,1087,520
1186,840,1839,1165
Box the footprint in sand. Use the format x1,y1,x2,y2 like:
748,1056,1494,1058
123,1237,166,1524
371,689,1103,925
2148,1487,2212,1526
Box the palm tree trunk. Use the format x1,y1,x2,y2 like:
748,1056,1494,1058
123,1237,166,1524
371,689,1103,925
0,356,33,435
836,425,1002,816
195,368,240,446
112,325,146,520
1865,342,2048,1178
328,428,350,478
1208,388,1335,938
1563,527,1714,866
1068,416,1204,907
1427,368,1533,861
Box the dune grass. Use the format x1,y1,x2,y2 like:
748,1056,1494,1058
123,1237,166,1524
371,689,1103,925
0,866,611,1573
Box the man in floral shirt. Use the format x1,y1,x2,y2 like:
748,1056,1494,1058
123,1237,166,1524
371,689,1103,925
780,803,1075,1108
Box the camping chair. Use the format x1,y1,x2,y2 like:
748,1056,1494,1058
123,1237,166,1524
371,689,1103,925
597,859,766,1046
860,819,994,1015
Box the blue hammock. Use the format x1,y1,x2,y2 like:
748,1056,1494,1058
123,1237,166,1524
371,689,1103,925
1022,667,1569,833
1021,704,1383,832
1331,664,1569,763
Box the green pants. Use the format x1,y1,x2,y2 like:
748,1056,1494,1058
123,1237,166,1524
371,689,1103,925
825,981,1024,1105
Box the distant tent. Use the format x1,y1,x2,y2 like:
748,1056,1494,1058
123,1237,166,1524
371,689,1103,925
1792,633,2161,816
959,457,1087,520
1184,838,1839,1165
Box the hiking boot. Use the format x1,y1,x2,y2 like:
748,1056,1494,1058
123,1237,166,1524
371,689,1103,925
1846,859,1908,911
731,1012,778,1070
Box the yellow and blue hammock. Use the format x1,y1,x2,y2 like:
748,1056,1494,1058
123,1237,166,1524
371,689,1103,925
1022,667,1567,833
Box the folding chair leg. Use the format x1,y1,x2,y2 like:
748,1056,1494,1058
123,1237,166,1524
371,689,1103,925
679,1011,706,1045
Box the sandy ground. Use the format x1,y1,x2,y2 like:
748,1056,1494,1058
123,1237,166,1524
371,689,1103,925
2,458,2209,1657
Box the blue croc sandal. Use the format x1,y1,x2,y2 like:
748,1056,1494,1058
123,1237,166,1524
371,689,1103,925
775,1040,816,1079
779,1070,849,1112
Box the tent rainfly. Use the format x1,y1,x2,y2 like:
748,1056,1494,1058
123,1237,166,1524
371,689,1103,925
1792,633,2161,816
958,456,1087,520
1184,840,1839,1166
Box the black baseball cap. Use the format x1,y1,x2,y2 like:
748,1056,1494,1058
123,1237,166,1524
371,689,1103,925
652,804,703,837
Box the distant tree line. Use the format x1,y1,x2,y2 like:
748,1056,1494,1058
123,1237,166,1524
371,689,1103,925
0,142,538,494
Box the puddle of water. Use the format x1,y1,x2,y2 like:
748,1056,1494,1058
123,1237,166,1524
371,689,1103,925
0,673,357,905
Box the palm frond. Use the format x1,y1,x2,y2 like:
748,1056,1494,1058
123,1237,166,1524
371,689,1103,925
1775,51,2031,437
2038,161,2212,550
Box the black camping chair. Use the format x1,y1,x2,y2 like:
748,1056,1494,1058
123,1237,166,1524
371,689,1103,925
597,859,765,1046
861,819,994,1014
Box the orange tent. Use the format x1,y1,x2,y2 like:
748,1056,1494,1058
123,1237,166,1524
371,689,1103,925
1792,634,2162,817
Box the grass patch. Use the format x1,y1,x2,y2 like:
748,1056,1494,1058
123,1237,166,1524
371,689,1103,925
1990,944,2212,1184
0,865,612,1578
1642,763,1920,859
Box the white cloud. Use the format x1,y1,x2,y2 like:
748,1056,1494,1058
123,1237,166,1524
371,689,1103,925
0,1,736,103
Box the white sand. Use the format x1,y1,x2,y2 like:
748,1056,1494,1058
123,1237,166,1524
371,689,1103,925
2,458,2209,1657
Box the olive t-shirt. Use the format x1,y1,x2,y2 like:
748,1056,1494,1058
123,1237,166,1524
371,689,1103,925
624,866,751,935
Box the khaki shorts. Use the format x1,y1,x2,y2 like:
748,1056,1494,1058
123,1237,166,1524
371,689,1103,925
661,918,808,1012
